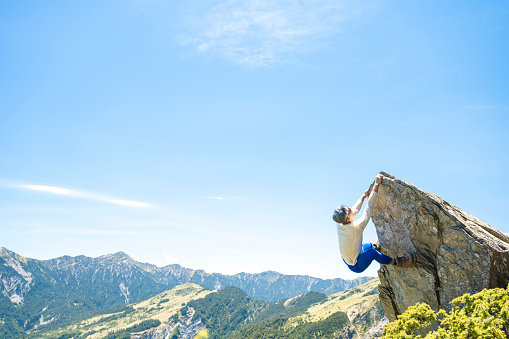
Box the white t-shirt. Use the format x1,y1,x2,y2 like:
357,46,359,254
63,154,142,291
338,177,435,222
336,191,378,265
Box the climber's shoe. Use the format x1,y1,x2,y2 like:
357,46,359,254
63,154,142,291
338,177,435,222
394,252,416,268
373,240,381,252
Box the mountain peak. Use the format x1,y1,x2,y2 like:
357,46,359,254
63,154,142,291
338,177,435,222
0,247,29,263
0,247,10,257
0,247,15,257
112,251,130,259
100,251,131,260
97,251,136,265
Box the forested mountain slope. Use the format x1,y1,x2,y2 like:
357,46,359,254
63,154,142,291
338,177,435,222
35,279,385,339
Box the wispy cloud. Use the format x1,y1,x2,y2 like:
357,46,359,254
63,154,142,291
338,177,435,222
204,196,244,200
176,0,371,66
16,184,154,208
21,185,73,195
108,199,152,207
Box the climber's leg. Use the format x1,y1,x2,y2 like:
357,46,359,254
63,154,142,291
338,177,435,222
344,243,393,273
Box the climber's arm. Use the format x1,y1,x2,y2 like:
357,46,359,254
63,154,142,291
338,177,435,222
353,174,383,229
350,189,370,217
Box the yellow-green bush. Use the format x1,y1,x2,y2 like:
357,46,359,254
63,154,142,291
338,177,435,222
382,285,509,339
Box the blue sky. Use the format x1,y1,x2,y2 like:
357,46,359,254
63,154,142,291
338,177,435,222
1,0,508,280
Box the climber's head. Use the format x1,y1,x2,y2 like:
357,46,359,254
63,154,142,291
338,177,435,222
333,206,352,224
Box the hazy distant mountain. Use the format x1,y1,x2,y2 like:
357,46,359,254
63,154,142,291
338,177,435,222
0,247,372,336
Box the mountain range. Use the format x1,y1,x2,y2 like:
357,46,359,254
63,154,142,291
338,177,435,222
0,247,373,336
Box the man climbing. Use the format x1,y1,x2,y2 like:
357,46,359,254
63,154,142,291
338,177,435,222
332,173,415,273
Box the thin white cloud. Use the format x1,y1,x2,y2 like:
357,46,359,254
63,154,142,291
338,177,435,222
204,196,244,200
176,0,372,66
20,185,73,195
108,199,153,207
16,184,154,208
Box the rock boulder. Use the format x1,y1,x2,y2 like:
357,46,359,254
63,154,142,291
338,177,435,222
372,172,509,321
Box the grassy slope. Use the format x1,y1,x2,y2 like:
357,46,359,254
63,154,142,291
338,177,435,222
290,277,380,325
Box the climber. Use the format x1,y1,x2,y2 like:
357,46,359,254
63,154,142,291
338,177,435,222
332,174,415,273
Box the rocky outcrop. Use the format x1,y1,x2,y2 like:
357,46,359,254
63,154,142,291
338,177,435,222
132,307,205,339
0,248,33,304
340,301,388,339
372,172,509,321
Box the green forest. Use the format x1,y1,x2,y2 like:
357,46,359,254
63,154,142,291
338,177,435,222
180,286,348,339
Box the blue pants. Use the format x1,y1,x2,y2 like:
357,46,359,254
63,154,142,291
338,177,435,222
344,243,393,273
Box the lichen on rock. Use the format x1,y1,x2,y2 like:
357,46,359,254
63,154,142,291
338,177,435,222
372,172,509,321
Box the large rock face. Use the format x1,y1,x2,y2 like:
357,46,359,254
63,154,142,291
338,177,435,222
372,172,509,321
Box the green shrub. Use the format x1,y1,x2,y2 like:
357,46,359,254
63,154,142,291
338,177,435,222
382,285,509,339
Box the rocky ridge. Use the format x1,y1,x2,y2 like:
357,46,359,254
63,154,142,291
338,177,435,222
0,248,33,304
132,306,205,339
371,172,509,321
0,248,371,305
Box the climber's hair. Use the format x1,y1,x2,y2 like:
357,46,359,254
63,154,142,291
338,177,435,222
333,206,350,224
